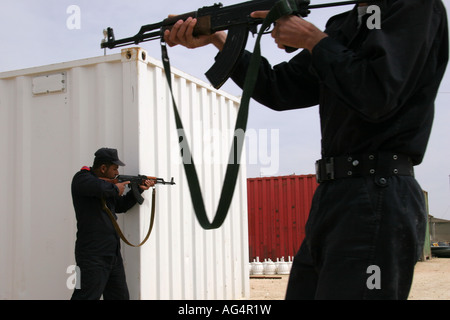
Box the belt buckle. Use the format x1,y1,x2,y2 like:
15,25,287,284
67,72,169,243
315,157,335,183
326,157,335,181
315,160,321,183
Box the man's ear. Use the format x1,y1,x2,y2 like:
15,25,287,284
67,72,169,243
100,164,108,175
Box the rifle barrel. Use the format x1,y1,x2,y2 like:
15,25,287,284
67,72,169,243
309,0,368,10
102,31,161,49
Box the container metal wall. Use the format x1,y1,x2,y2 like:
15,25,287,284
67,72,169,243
247,175,318,262
0,48,249,300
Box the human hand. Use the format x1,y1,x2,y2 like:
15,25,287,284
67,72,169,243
139,179,155,191
163,16,227,51
116,181,130,196
251,11,327,53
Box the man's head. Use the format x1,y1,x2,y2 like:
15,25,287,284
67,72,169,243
92,148,125,178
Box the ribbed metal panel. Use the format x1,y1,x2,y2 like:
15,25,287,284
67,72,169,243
247,175,318,262
0,48,249,300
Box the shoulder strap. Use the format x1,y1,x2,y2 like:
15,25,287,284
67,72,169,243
160,0,294,230
101,188,156,247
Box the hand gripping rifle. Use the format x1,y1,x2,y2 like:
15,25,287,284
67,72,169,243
101,0,373,89
106,175,175,205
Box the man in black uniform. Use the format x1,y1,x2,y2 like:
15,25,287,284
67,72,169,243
71,148,153,300
164,0,449,299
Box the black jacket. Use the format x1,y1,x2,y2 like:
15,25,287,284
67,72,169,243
231,0,449,165
71,167,139,256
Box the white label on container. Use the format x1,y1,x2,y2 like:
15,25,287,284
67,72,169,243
32,72,66,95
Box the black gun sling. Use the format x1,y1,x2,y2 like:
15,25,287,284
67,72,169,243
160,0,298,229
101,188,157,247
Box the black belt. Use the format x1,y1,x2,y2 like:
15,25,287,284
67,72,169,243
315,153,414,184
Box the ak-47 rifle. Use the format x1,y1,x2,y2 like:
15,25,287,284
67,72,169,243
103,175,175,205
101,0,373,89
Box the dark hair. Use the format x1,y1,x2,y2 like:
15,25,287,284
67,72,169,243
92,158,114,170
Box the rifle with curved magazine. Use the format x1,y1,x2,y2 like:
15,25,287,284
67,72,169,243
101,0,371,89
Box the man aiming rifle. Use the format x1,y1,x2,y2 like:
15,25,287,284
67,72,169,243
70,148,154,300
164,0,449,300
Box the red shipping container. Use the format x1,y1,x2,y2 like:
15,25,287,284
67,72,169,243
247,175,319,262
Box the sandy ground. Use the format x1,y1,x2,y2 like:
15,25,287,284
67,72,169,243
250,257,450,300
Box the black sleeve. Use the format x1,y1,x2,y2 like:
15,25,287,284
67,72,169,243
310,0,448,122
71,171,119,199
114,192,139,214
230,0,448,121
230,49,320,111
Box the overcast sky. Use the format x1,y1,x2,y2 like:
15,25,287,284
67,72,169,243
1,0,449,219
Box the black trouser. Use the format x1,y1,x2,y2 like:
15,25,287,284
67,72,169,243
71,253,129,300
285,175,426,300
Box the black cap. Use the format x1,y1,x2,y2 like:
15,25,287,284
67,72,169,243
94,148,126,166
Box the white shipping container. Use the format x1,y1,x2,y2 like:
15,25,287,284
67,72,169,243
0,48,249,300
